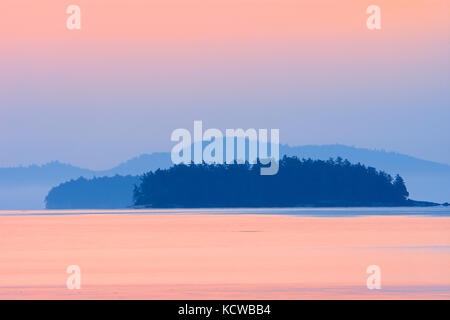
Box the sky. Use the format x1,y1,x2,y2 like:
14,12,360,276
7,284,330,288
1,0,449,170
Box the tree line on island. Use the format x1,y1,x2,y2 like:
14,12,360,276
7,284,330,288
132,156,411,208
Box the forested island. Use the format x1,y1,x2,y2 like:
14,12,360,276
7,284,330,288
133,156,421,208
46,157,440,209
46,175,139,209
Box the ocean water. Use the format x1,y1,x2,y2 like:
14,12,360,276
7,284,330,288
1,207,449,299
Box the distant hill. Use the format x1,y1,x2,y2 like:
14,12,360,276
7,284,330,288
0,161,95,186
1,144,449,209
98,152,172,176
281,144,449,173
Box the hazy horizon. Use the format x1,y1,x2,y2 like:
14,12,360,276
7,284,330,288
1,143,450,172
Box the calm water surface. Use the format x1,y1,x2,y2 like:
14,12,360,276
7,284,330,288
1,207,449,299
1,206,449,217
